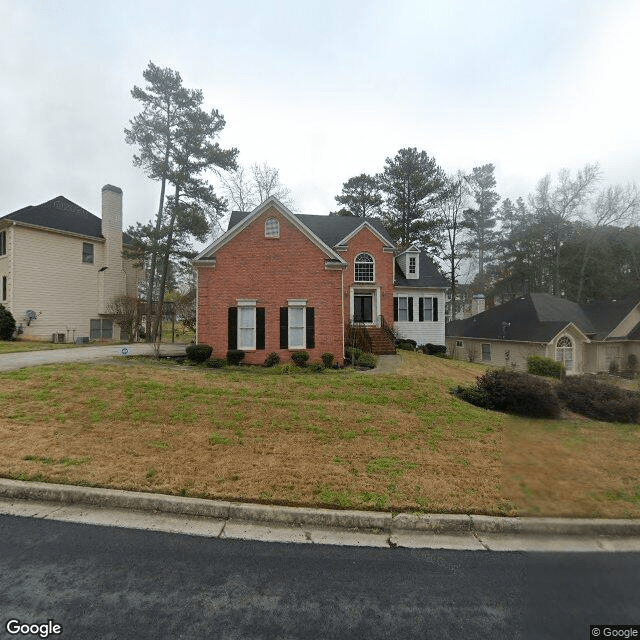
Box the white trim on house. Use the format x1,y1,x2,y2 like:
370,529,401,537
334,221,396,251
194,198,347,265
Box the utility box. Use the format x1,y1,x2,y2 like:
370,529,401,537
75,336,89,345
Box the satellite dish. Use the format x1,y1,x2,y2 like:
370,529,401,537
25,310,37,319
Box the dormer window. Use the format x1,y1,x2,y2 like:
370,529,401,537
409,257,416,274
265,218,280,238
355,252,374,282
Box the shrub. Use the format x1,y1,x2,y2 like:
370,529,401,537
556,376,640,423
321,352,334,368
345,347,364,362
396,337,417,348
291,351,310,367
185,343,213,363
308,361,324,373
206,358,227,369
527,354,565,379
226,349,246,366
452,385,491,409
0,305,16,341
476,369,562,419
356,353,377,369
263,352,280,367
396,340,416,351
608,360,620,375
279,362,296,374
422,343,447,356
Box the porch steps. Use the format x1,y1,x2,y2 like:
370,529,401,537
365,327,396,355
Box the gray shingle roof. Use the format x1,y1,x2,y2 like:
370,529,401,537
395,252,448,289
228,211,393,247
446,294,597,342
1,195,133,244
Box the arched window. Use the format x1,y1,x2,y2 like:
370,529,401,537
354,252,374,282
265,218,279,238
556,336,573,371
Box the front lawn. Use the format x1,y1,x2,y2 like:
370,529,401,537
0,352,638,518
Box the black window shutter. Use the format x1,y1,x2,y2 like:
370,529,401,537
418,297,424,322
433,297,438,322
306,307,315,349
393,297,398,322
408,297,414,322
228,307,237,350
280,307,288,349
256,308,265,350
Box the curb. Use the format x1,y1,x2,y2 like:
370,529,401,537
1,479,640,537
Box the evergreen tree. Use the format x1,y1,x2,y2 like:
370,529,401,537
331,173,382,218
377,147,447,250
462,164,500,291
125,62,237,341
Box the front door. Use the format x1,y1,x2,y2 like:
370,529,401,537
353,295,373,323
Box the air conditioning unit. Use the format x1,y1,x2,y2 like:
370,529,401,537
52,333,65,343
75,337,89,345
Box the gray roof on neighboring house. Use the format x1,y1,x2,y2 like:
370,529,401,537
227,211,394,247
446,293,597,343
395,251,448,289
0,195,133,243
581,293,640,340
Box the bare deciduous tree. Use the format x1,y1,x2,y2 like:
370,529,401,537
106,295,143,342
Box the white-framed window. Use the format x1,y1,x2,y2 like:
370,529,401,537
481,343,491,362
288,299,306,349
82,242,94,264
421,297,439,322
265,218,280,238
354,252,374,282
397,296,409,322
409,256,416,274
556,335,573,371
238,300,256,350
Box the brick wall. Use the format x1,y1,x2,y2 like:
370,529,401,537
197,206,345,364
341,226,395,324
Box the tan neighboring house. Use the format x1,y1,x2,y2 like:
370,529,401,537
0,185,143,342
445,292,640,375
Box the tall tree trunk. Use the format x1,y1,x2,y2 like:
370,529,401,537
152,185,180,347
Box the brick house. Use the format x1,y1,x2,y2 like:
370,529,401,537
194,198,447,364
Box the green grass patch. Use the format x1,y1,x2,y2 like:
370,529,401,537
365,457,419,478
208,432,231,446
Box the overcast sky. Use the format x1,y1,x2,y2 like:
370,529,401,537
2,0,639,236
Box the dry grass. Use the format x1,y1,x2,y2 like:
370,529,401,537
0,352,638,518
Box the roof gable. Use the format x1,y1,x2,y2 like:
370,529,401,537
446,294,596,343
195,197,346,263
395,251,448,289
1,195,133,244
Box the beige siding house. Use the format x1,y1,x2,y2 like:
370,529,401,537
446,292,640,375
0,185,143,342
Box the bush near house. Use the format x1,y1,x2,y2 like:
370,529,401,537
356,353,377,369
226,349,246,366
527,354,565,379
185,343,213,363
396,339,416,351
263,352,280,367
291,351,310,367
345,347,364,363
321,352,334,368
0,305,17,341
454,370,562,419
421,343,447,357
557,376,640,423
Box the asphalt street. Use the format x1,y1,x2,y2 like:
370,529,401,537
1,514,639,640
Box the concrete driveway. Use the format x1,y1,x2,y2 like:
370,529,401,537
0,343,187,372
